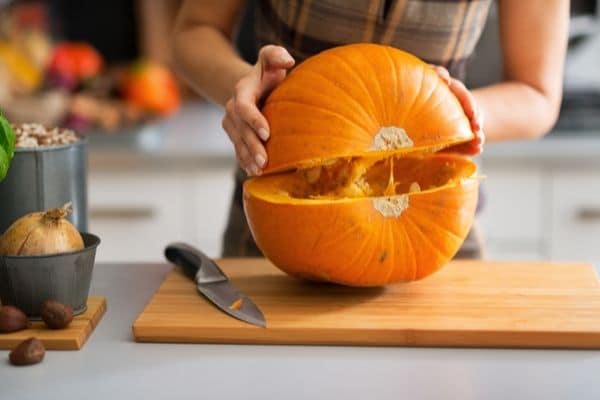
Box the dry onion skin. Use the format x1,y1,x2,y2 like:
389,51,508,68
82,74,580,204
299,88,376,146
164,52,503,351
0,203,84,256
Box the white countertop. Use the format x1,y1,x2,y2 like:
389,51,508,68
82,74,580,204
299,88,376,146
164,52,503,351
2,262,600,400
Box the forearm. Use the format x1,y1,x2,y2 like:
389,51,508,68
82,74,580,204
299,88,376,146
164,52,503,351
476,0,569,143
173,26,252,106
473,82,561,142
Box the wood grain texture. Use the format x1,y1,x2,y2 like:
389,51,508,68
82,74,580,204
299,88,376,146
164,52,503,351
0,296,106,350
132,260,600,349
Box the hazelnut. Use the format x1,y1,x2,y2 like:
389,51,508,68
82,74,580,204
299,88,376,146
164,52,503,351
9,337,45,366
40,300,73,329
0,305,29,333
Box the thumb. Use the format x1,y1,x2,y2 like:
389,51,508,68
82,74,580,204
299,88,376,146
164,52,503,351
256,45,295,95
258,45,295,72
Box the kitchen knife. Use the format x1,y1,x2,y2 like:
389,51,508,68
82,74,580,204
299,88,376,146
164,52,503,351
164,243,266,328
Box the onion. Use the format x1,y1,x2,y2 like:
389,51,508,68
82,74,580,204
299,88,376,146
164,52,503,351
0,203,84,256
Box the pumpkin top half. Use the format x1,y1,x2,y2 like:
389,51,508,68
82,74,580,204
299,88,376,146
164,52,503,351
261,43,473,174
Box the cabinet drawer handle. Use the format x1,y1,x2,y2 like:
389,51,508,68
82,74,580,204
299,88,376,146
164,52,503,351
576,207,600,222
90,207,155,220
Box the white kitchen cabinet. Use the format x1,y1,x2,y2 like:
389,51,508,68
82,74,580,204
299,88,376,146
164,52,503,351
478,166,545,240
477,165,546,260
194,168,236,258
550,171,600,262
89,165,236,263
483,241,545,261
89,172,194,263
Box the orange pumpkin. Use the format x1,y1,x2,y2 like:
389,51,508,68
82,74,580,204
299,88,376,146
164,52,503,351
243,43,479,287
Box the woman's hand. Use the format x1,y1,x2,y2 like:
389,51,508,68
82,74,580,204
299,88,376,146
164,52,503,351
222,45,295,176
431,66,485,155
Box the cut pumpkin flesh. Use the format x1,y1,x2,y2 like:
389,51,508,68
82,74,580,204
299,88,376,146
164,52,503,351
244,153,479,287
247,153,477,203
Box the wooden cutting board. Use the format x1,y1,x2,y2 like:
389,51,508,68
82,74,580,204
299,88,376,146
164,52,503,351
0,296,106,350
132,260,600,349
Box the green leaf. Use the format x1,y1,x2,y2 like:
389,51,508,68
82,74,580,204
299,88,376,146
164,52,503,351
0,145,8,181
0,113,15,182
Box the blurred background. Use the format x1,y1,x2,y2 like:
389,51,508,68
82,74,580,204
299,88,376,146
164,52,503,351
0,0,599,264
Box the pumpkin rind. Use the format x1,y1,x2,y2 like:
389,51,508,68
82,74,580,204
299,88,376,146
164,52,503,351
262,43,473,174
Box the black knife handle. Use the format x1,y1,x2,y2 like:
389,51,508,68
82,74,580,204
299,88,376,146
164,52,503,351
164,243,227,283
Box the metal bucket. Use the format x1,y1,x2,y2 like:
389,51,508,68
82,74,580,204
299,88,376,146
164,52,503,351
0,139,88,233
0,233,100,318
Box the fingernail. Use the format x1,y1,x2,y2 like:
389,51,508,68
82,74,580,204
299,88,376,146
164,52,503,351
258,128,270,141
255,154,266,168
280,54,293,64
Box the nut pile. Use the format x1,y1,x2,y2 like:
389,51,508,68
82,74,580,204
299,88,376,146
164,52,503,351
0,300,75,366
13,123,80,148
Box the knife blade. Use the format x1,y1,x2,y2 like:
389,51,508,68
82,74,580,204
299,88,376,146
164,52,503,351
164,243,266,328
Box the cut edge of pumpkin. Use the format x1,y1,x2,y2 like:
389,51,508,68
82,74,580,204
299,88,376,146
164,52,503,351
244,153,480,206
263,134,470,176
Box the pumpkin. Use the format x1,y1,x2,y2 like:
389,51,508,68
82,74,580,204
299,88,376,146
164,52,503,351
243,43,479,287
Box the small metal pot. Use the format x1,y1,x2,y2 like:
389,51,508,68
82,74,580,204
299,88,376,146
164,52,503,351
0,140,88,233
0,233,100,318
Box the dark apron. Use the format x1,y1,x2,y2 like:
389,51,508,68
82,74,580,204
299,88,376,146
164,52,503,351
222,167,484,259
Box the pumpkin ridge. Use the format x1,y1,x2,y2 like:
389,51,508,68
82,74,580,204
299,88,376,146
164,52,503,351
389,216,413,281
296,69,379,127
403,211,448,270
350,216,387,284
415,209,464,241
383,46,399,126
362,49,390,125
338,220,373,282
409,87,446,124
411,67,442,124
389,53,422,128
317,213,362,252
319,207,358,250
403,220,418,281
325,51,382,122
347,222,379,284
406,64,427,125
308,217,327,254
401,217,418,281
266,99,373,136
381,219,397,284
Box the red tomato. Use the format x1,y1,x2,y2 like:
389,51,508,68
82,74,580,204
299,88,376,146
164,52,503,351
48,42,103,82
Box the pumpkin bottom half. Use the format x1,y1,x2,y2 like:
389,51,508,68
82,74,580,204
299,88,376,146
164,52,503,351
243,153,479,287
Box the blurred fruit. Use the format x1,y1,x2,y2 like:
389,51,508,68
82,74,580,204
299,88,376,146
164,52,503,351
47,42,103,90
121,60,180,116
0,40,42,93
19,30,52,69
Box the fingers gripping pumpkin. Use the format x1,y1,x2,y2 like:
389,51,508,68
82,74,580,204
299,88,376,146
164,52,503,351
243,44,479,287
